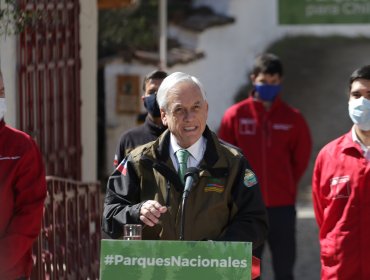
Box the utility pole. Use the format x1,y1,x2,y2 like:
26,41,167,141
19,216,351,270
159,0,167,70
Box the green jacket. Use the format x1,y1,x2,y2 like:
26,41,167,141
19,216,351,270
103,127,268,249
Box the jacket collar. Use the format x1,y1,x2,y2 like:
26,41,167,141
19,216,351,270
140,126,229,190
156,125,219,168
0,119,5,131
341,128,364,156
248,93,284,112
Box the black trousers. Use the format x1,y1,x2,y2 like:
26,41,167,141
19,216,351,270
254,205,296,280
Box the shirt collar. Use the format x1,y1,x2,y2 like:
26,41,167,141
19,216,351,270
170,134,205,162
352,126,367,151
351,126,370,161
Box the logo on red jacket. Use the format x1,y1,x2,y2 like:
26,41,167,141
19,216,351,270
239,118,256,135
330,175,350,199
244,169,258,188
117,160,128,176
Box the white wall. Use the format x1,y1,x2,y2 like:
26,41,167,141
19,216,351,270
173,0,370,130
103,0,370,177
80,0,98,181
104,61,167,171
0,35,17,128
171,0,284,131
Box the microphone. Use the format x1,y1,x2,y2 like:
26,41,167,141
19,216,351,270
183,167,200,199
179,167,199,240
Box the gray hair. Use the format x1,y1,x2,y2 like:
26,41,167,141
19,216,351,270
156,72,207,111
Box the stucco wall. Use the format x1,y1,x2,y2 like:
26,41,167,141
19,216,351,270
103,0,370,178
0,35,17,128
80,0,98,181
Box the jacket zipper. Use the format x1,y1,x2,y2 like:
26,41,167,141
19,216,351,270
262,117,270,205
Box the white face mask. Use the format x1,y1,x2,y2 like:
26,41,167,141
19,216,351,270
348,97,370,131
0,98,6,120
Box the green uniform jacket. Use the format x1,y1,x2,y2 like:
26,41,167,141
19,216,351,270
103,127,268,249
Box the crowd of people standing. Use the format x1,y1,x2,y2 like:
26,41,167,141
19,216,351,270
2,52,370,279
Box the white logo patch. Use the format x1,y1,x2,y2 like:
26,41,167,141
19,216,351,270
0,156,21,161
330,176,350,199
239,118,256,135
273,123,292,131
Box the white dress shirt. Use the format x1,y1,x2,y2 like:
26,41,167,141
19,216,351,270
169,134,207,171
352,126,370,161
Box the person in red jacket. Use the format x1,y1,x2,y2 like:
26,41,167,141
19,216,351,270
219,53,312,280
312,65,370,280
0,70,47,279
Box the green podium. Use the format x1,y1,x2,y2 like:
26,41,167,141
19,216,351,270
100,240,252,280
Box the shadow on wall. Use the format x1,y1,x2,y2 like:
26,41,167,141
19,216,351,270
235,35,370,204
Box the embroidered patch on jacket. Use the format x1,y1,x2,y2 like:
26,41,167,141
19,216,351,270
204,178,225,193
272,123,292,131
117,160,128,176
239,118,256,135
330,176,350,199
0,156,21,161
244,169,258,188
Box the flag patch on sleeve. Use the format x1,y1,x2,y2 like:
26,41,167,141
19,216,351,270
117,159,128,176
243,169,258,188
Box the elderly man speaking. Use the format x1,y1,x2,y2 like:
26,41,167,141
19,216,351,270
102,72,268,250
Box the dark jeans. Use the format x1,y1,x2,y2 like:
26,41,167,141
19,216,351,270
254,205,296,280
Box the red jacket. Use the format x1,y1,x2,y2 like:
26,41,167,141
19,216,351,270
219,96,312,207
312,130,370,280
0,120,47,279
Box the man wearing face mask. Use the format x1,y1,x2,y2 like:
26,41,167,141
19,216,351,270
219,53,312,280
113,70,168,167
0,70,47,279
312,65,370,280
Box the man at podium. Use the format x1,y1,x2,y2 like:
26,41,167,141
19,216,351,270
102,72,268,251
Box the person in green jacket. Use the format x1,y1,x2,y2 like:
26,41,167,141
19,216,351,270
102,72,268,249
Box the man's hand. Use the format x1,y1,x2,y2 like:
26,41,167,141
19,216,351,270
140,200,167,227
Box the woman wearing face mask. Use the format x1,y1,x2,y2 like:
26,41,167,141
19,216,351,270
312,65,370,280
219,53,312,280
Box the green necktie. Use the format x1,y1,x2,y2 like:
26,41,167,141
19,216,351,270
176,149,190,184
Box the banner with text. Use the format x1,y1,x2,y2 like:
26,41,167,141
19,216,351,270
100,239,252,280
279,0,370,24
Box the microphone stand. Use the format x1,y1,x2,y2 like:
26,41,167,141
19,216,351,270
179,193,188,241
179,167,199,240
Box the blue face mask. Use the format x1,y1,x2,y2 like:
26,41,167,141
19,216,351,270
144,94,161,118
254,84,282,102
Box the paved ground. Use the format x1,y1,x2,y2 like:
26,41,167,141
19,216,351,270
260,202,321,280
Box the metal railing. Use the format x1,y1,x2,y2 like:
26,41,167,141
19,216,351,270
31,176,102,279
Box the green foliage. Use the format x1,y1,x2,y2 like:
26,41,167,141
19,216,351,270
0,0,32,35
98,0,193,59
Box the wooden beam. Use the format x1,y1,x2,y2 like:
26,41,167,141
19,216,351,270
98,0,138,9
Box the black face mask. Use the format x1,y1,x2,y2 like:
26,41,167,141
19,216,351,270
143,94,161,118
